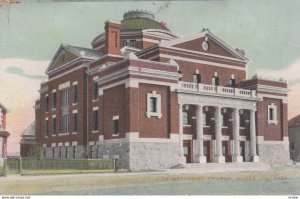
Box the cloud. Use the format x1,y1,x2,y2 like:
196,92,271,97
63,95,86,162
256,57,300,86
0,58,49,155
256,57,300,119
5,67,46,80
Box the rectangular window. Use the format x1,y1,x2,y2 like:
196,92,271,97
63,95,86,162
93,82,98,100
52,147,55,158
239,116,245,128
59,146,62,158
212,76,219,86
45,95,49,112
60,115,69,134
183,112,188,125
267,103,278,125
93,110,99,131
73,112,78,132
230,79,236,88
203,112,207,126
222,114,228,127
52,92,56,110
150,97,157,113
61,88,69,107
45,120,49,137
73,146,76,159
52,117,56,135
73,84,78,104
113,119,119,135
65,147,68,158
194,74,201,84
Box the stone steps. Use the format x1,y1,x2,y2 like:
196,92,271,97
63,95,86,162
167,162,271,173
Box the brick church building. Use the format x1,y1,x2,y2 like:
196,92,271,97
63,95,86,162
35,10,290,171
0,102,10,166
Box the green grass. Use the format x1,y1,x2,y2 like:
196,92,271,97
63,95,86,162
20,169,114,175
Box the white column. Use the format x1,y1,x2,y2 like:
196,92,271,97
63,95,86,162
196,105,206,163
178,103,186,164
214,106,225,163
250,109,259,162
232,108,243,162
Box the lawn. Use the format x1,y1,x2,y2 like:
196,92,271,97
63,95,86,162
0,165,300,195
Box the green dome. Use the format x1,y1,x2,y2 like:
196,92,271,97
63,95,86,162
121,10,169,31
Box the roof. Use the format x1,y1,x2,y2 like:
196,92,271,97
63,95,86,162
21,122,36,137
121,10,169,31
63,44,104,59
289,115,300,128
121,18,169,31
46,44,105,73
0,102,9,112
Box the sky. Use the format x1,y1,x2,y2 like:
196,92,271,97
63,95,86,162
0,0,300,155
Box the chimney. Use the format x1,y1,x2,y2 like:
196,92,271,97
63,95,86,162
105,20,121,55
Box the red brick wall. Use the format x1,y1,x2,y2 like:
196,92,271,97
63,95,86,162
38,67,87,147
174,37,235,58
138,83,171,138
256,97,285,141
102,84,126,139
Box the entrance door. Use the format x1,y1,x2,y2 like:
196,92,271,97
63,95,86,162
203,141,211,163
183,140,192,163
240,141,245,162
222,141,230,162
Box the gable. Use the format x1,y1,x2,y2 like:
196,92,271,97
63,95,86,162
173,37,235,58
161,31,248,62
51,50,78,71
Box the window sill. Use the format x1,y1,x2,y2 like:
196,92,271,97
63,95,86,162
146,112,162,119
183,124,191,127
204,125,210,128
52,108,56,111
268,120,278,125
72,103,78,106
112,133,119,137
92,130,99,133
92,99,98,102
239,127,245,129
58,133,69,136
222,126,228,129
72,132,77,135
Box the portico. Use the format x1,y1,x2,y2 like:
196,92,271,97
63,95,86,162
177,82,260,164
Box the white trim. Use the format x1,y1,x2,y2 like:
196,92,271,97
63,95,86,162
51,143,56,147
183,134,193,140
72,109,78,113
239,136,247,141
72,141,78,146
45,63,85,83
93,106,99,111
267,103,278,125
146,91,162,119
59,81,70,90
142,38,160,44
58,142,63,146
72,81,78,85
112,115,119,120
92,130,99,134
51,89,56,93
52,115,56,118
159,31,248,62
42,144,47,148
222,135,230,141
65,142,70,147
93,75,99,81
89,141,95,146
160,54,246,71
258,93,288,103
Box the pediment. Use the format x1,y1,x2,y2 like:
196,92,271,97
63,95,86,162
160,31,248,62
46,46,79,73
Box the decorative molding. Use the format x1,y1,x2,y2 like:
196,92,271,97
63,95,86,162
160,54,246,71
58,81,70,90
146,91,162,119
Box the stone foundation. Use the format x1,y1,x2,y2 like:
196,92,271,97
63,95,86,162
258,141,290,164
129,142,180,171
43,145,85,159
